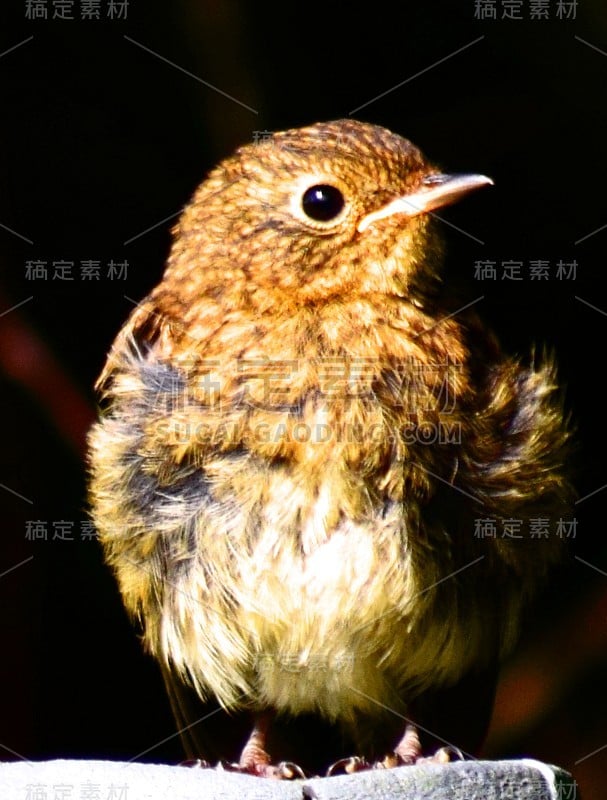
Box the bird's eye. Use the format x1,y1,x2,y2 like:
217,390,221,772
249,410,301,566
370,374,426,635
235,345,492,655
301,184,345,222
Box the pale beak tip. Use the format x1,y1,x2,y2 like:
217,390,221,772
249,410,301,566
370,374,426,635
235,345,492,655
357,172,494,233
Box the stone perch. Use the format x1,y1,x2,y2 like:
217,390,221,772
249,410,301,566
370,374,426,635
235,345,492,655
0,758,579,799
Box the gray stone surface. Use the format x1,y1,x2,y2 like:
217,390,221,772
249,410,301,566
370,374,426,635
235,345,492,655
0,758,578,800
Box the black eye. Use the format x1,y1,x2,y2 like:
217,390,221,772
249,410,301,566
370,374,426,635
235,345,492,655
301,184,345,222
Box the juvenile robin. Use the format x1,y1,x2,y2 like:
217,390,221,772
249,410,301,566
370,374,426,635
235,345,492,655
88,120,571,777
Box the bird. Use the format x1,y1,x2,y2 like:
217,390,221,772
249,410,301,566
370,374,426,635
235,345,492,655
88,119,572,778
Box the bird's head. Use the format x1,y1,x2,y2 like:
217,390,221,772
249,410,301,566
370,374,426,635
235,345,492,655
159,120,491,316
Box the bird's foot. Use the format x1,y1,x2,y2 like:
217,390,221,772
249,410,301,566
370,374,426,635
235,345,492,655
219,711,307,779
378,744,462,768
388,722,464,765
179,757,304,779
326,724,463,776
325,749,456,776
218,759,306,779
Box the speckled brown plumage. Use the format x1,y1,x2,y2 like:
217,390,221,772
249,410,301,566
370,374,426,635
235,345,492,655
88,120,572,777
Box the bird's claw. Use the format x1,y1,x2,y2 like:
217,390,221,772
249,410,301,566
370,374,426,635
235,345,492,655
380,744,464,768
179,758,211,768
216,758,305,780
418,745,465,764
276,761,307,779
216,759,242,772
326,756,371,776
325,745,460,776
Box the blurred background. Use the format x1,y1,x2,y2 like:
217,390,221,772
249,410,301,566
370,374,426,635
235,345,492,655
0,1,605,797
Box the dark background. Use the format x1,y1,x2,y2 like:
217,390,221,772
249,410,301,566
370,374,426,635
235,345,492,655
0,1,605,798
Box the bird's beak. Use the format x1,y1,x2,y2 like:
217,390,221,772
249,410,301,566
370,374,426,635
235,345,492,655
357,173,493,233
